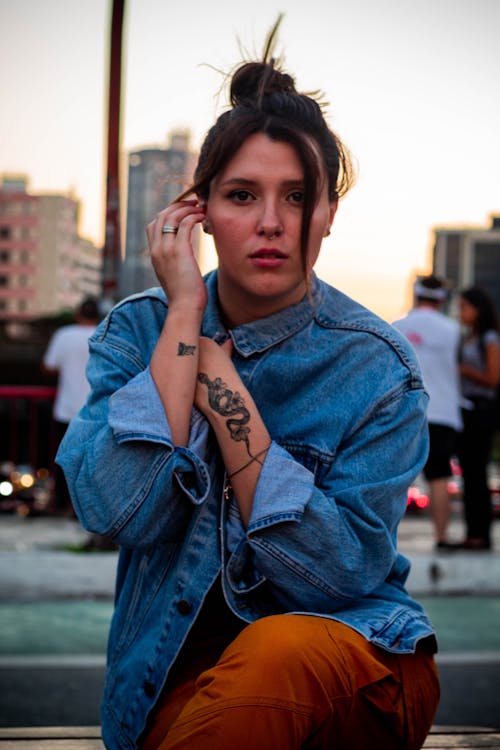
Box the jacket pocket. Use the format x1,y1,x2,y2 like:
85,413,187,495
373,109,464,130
111,544,177,661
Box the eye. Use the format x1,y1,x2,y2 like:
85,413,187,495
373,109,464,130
228,189,255,203
287,190,304,204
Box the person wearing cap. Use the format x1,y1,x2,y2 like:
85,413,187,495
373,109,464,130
393,276,462,550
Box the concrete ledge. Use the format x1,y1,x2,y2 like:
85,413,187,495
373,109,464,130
0,725,104,749
0,551,117,601
2,548,500,601
406,552,500,595
1,726,500,749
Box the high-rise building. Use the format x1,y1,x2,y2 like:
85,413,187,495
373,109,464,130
120,130,199,298
0,176,102,319
432,215,500,312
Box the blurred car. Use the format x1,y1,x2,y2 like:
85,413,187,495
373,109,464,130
406,457,500,518
0,460,54,515
406,480,430,514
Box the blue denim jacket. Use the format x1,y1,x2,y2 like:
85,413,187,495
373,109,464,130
58,271,435,750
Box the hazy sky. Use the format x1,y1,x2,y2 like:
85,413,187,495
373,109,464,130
1,0,499,320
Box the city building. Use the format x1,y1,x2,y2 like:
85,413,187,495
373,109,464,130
432,214,500,312
120,130,199,298
0,176,102,320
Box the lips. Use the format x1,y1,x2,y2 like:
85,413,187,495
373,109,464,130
249,248,288,269
250,248,287,259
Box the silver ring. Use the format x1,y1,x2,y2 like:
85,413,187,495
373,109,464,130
161,225,178,234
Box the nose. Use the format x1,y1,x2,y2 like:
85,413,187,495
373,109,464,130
257,199,283,239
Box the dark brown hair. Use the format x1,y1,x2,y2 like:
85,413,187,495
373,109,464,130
460,286,499,335
179,18,354,279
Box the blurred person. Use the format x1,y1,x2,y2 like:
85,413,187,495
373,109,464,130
57,20,439,750
42,296,99,514
456,287,500,550
393,276,462,550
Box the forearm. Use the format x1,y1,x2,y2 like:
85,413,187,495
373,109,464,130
203,380,270,527
150,308,203,446
460,341,500,388
146,196,208,446
195,342,270,526
461,362,499,387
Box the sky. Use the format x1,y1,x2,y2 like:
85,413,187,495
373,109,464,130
1,0,500,321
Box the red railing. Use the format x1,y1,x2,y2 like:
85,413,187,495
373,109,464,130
0,385,57,469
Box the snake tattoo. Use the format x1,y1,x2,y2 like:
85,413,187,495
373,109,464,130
197,372,252,456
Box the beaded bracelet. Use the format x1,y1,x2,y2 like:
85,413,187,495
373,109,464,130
228,443,271,479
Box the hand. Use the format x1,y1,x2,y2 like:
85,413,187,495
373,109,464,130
146,199,208,314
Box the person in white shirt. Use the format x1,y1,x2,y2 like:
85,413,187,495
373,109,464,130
393,276,462,549
43,297,99,513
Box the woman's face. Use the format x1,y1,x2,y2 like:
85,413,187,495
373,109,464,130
459,297,478,327
205,132,336,327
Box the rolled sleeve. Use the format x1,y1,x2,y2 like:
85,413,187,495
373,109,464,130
108,367,173,444
107,366,211,504
59,364,212,547
248,441,313,528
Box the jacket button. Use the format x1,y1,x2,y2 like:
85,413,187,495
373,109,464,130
143,680,155,697
177,599,193,615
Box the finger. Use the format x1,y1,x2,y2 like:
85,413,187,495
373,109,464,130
174,209,205,238
155,202,205,240
150,213,205,266
146,201,200,246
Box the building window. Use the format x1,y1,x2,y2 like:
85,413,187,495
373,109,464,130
444,235,460,284
0,275,8,287
0,226,11,239
474,242,500,310
0,250,10,263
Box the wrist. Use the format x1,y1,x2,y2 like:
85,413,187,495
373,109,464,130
167,303,205,322
228,443,271,479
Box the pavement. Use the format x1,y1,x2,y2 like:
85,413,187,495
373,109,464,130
1,509,500,600
0,510,500,729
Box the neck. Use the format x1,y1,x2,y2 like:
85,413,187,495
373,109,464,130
220,290,307,328
216,274,307,329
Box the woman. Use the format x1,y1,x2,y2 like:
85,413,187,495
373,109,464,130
58,23,439,750
457,287,500,550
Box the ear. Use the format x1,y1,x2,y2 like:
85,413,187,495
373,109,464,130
198,200,213,234
324,201,338,237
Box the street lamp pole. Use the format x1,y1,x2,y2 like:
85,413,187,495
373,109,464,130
101,0,125,311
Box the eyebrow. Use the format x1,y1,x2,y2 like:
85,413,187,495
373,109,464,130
219,177,304,188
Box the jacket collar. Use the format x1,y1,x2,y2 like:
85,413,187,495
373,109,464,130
201,270,322,357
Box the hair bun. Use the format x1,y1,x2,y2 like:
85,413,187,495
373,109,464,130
230,62,296,107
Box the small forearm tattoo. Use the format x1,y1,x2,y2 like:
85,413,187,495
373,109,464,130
177,342,196,356
197,372,253,456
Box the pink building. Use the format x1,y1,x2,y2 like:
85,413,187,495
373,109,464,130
0,177,101,320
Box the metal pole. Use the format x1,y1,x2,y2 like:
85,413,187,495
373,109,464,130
101,0,125,309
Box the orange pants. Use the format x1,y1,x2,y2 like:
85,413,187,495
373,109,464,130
141,615,439,750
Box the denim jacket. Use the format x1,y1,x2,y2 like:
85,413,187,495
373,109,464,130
58,271,435,750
